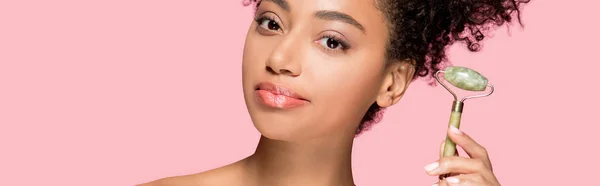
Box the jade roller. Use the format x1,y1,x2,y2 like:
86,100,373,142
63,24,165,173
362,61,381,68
434,66,494,178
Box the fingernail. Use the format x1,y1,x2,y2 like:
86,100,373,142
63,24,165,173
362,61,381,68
450,126,462,135
446,177,460,183
424,162,439,172
432,183,438,186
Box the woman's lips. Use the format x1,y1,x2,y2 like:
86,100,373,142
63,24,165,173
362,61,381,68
255,82,309,109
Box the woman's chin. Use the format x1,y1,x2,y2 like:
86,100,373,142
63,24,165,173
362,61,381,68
252,122,301,141
246,102,316,141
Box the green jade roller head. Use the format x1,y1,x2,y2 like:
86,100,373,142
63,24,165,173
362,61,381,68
434,66,494,178
442,66,489,92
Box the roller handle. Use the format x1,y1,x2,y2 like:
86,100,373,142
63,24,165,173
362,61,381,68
442,111,462,157
440,101,463,179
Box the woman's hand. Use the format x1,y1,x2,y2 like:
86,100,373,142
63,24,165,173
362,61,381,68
424,126,501,186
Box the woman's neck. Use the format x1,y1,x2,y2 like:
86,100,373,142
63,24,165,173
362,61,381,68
242,135,356,186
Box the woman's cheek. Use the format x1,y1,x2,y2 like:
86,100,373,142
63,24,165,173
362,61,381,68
312,68,372,108
311,71,376,132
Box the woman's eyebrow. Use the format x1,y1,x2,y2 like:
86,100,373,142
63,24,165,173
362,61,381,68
262,0,365,33
262,0,290,12
315,10,366,33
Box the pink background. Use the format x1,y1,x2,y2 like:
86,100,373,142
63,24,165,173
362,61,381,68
1,0,598,185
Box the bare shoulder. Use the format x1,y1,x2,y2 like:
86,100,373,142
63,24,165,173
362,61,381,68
136,160,247,186
136,175,193,186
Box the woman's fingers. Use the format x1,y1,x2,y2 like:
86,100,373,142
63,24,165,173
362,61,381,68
428,127,500,186
424,156,490,176
434,174,490,186
447,126,492,169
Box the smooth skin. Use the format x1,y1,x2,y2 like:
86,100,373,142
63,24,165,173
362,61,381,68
138,0,501,185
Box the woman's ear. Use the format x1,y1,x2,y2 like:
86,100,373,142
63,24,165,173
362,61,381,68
376,60,415,108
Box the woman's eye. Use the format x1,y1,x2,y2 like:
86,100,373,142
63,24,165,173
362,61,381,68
318,37,343,50
260,19,280,31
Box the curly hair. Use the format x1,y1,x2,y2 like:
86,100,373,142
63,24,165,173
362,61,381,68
242,0,529,135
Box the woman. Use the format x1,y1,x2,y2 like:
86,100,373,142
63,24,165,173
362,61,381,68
140,0,528,185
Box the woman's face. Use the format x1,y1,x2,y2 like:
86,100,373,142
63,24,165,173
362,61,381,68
242,0,412,141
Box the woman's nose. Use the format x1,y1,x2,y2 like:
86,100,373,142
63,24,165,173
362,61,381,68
265,34,303,77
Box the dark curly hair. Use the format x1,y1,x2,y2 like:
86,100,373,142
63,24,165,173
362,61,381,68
242,0,529,135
